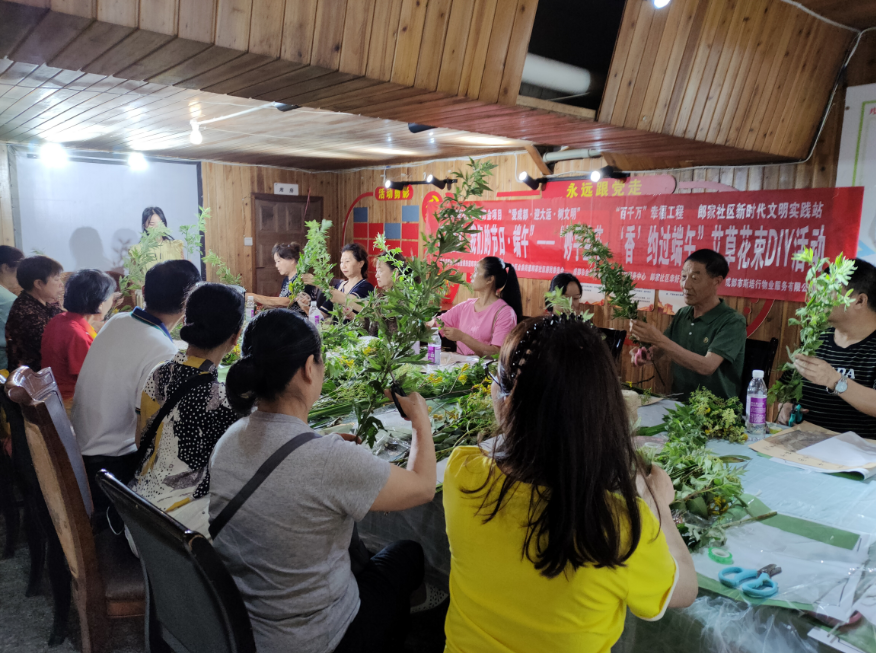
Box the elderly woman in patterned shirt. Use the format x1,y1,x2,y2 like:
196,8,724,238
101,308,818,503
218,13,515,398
5,256,64,372
129,283,243,538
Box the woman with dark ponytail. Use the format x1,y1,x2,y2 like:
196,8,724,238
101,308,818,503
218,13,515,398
436,256,522,357
130,283,243,537
209,308,438,653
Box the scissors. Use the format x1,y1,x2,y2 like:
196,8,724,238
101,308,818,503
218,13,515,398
719,564,781,598
788,403,805,427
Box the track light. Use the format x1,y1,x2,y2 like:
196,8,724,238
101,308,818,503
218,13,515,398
517,171,546,190
274,103,300,112
128,152,148,171
425,174,457,190
590,165,629,183
39,143,68,168
653,0,671,7
189,120,203,145
384,179,409,191
408,123,435,134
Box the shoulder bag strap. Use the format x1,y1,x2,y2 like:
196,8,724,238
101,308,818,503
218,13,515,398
209,431,319,540
490,303,512,339
136,373,214,468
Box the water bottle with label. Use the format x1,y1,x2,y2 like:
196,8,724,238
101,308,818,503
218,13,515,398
426,329,441,368
309,303,322,327
245,295,255,324
746,370,768,439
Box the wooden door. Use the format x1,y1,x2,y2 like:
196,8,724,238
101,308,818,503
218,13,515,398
252,194,322,296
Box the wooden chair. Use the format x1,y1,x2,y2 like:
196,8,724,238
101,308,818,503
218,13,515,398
6,366,145,653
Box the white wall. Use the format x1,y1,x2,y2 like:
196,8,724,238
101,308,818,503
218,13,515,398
13,148,201,272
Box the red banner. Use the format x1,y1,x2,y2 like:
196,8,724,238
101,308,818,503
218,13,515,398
423,184,863,302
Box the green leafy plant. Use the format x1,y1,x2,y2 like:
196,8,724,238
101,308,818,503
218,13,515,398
639,387,747,443
180,206,208,256
543,287,594,321
768,248,857,405
560,224,639,321
290,219,334,298
203,250,241,286
349,158,497,446
119,222,172,297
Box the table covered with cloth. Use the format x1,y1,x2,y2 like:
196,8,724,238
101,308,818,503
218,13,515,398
357,400,876,653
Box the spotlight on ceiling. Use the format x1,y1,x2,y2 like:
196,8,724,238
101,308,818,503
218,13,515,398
189,120,203,145
517,171,546,190
274,103,300,112
590,165,629,183
39,142,68,168
653,0,671,7
425,174,457,190
384,179,409,191
128,152,148,171
408,123,435,134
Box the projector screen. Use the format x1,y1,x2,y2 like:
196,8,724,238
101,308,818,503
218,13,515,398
12,147,202,274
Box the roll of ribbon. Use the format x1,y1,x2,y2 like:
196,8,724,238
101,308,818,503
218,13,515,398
708,547,733,565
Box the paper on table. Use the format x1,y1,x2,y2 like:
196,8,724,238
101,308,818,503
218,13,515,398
807,628,869,653
751,424,876,479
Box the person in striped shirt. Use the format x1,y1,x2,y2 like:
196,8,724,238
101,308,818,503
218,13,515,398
778,258,876,439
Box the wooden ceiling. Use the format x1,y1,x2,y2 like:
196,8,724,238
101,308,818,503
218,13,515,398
598,0,856,161
0,59,526,169
0,0,857,169
795,1,876,30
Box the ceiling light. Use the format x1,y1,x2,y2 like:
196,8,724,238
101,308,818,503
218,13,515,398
128,152,148,171
189,120,202,145
654,0,670,7
274,103,300,112
384,179,408,191
591,165,629,182
39,143,68,168
517,171,545,190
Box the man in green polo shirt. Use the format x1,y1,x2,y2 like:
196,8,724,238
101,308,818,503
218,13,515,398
629,249,747,401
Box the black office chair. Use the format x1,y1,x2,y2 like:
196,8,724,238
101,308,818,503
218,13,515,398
96,471,256,653
738,337,780,404
598,327,627,363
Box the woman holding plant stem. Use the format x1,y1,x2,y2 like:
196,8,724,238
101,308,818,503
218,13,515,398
362,254,406,337
210,309,435,652
248,242,312,314
315,243,374,321
430,256,523,357
443,315,697,653
776,258,876,439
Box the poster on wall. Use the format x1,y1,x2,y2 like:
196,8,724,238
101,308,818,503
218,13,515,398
423,182,863,303
838,83,876,265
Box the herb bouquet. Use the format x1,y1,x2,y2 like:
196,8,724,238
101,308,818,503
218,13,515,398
768,248,857,405
350,158,497,446
560,224,639,322
290,219,334,299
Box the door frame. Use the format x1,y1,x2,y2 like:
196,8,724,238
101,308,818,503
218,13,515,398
250,193,323,295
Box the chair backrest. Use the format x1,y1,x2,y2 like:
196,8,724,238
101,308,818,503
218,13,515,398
739,337,780,403
6,366,100,592
598,327,627,362
97,471,256,653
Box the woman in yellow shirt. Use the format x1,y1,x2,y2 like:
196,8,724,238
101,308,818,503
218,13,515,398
139,207,185,265
443,315,698,653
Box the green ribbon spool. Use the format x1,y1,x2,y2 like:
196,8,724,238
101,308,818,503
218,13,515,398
708,547,733,565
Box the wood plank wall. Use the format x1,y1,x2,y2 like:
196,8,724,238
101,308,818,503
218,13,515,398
200,161,345,291
599,0,855,160
202,86,844,402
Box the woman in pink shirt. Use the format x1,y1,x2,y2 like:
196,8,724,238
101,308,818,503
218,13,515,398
439,257,523,357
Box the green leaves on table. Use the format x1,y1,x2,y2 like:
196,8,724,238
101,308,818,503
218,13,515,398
768,248,856,405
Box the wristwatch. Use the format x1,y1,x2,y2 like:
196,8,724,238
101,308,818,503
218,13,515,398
829,371,849,395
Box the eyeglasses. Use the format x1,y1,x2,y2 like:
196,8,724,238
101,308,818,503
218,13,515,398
488,367,508,398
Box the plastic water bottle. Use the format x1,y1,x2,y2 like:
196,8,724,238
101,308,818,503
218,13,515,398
245,295,255,324
426,329,441,367
309,304,322,327
746,370,767,439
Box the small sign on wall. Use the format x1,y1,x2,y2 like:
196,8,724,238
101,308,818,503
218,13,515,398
274,183,299,195
375,186,413,201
